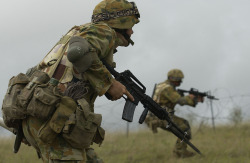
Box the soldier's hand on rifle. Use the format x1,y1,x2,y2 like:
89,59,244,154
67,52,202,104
197,96,204,103
188,94,204,103
107,79,134,101
188,94,195,99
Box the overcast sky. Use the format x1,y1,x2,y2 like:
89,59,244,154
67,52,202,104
1,0,250,134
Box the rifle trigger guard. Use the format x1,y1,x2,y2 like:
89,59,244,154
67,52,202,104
122,96,126,100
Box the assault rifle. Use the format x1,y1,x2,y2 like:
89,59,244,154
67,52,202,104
177,88,219,100
102,60,202,155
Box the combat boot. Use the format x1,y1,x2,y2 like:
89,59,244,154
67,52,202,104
173,148,195,158
173,138,195,158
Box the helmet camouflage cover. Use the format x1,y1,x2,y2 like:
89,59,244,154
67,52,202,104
92,0,140,29
167,69,184,82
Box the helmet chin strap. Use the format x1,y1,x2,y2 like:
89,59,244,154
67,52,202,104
114,28,130,41
114,28,133,46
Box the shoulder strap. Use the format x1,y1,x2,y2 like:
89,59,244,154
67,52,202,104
38,26,80,79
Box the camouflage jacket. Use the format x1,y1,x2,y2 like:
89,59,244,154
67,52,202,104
153,80,195,112
40,22,122,107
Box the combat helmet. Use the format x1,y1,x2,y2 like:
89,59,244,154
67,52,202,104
167,69,184,82
92,0,140,29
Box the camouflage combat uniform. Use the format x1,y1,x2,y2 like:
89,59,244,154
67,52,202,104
145,79,197,158
22,0,140,162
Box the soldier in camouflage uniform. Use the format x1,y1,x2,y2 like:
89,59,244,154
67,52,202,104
145,69,203,158
21,0,140,162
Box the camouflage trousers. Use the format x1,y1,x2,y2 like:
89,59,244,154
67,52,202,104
145,112,191,152
22,116,103,163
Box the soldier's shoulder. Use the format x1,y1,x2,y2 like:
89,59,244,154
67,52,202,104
157,81,171,90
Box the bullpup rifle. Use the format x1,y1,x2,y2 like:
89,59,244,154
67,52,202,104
102,60,202,155
177,88,219,100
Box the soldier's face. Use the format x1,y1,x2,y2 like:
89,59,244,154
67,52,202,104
173,81,181,87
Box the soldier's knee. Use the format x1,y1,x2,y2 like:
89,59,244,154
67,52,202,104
183,119,191,129
177,119,191,139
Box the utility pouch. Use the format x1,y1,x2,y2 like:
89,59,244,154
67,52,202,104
2,73,29,128
93,126,105,145
62,98,104,149
37,119,55,144
37,96,77,144
27,83,61,120
17,70,50,109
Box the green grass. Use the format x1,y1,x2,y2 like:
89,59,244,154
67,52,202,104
0,135,40,163
1,125,250,163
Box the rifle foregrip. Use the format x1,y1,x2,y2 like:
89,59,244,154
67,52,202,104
122,100,137,122
139,108,148,124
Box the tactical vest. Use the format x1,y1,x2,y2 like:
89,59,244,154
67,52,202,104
153,81,178,111
153,81,168,104
36,26,105,147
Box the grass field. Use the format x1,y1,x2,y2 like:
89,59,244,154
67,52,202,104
0,124,250,163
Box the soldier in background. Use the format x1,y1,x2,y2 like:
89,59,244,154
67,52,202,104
20,0,140,162
145,69,203,158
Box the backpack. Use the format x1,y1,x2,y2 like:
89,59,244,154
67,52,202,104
2,73,29,128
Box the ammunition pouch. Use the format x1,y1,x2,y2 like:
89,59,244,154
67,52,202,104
93,126,105,145
2,73,29,128
2,70,61,129
17,70,61,120
36,97,105,148
27,83,61,120
17,70,51,110
62,98,105,149
37,96,77,144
